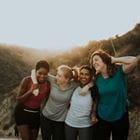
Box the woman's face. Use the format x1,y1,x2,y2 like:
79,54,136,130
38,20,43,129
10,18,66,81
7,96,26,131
92,55,106,73
56,69,70,85
79,68,91,86
36,68,49,83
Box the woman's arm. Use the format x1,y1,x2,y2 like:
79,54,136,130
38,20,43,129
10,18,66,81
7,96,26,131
91,99,98,124
47,73,56,82
111,56,138,74
40,83,50,110
16,78,34,103
90,85,99,124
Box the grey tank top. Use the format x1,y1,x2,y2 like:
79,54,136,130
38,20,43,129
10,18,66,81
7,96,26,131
42,74,77,122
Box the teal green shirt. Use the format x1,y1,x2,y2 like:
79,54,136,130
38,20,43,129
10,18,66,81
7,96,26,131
96,66,128,122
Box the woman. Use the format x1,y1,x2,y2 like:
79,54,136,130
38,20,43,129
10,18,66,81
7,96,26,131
65,65,99,140
31,65,93,140
90,49,138,140
14,60,50,140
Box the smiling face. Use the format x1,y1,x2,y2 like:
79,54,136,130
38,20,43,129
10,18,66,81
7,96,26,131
56,69,70,85
36,68,49,83
56,65,73,86
79,68,92,86
92,55,107,74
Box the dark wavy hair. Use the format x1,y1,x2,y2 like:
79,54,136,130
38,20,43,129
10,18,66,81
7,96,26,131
35,60,50,71
90,50,117,77
80,65,93,80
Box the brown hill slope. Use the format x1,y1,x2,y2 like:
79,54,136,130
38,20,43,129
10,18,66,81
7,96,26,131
0,45,50,97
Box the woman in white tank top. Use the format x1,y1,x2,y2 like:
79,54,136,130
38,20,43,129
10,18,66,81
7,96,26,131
65,65,99,140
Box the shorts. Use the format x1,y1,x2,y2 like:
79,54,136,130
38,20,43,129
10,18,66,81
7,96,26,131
14,104,40,129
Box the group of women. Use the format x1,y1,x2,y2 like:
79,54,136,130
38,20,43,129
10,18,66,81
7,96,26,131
14,49,138,140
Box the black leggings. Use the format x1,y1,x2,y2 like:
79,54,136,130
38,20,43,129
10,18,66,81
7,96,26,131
95,112,129,140
65,124,93,140
40,113,65,140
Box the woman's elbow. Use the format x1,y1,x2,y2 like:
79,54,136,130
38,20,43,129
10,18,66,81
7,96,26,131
130,56,138,66
125,57,139,73
15,96,23,103
134,57,139,65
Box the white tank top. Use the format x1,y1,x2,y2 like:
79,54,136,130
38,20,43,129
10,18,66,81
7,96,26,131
65,86,93,128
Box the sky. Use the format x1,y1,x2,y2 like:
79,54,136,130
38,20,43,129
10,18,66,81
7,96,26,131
0,0,140,52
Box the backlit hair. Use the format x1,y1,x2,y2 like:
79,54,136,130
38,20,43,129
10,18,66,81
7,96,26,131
90,49,117,77
57,65,73,80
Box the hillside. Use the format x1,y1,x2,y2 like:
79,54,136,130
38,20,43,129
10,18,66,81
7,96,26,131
0,45,51,97
0,23,140,139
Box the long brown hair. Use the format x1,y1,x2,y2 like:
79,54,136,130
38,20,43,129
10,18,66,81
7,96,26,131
90,49,117,77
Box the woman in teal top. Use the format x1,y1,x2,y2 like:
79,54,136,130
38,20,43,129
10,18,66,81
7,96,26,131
90,50,138,140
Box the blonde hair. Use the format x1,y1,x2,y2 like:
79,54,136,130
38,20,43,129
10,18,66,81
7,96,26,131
57,65,73,80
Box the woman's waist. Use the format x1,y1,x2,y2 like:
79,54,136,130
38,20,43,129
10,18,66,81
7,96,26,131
17,103,40,112
22,100,41,109
42,108,67,121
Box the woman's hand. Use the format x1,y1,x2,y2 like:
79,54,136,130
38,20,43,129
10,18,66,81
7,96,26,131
79,82,93,96
91,114,98,124
31,84,39,96
111,56,115,64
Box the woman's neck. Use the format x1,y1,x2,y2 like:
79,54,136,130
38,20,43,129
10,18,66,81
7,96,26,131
59,82,70,90
101,68,109,79
38,80,45,84
80,83,86,88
